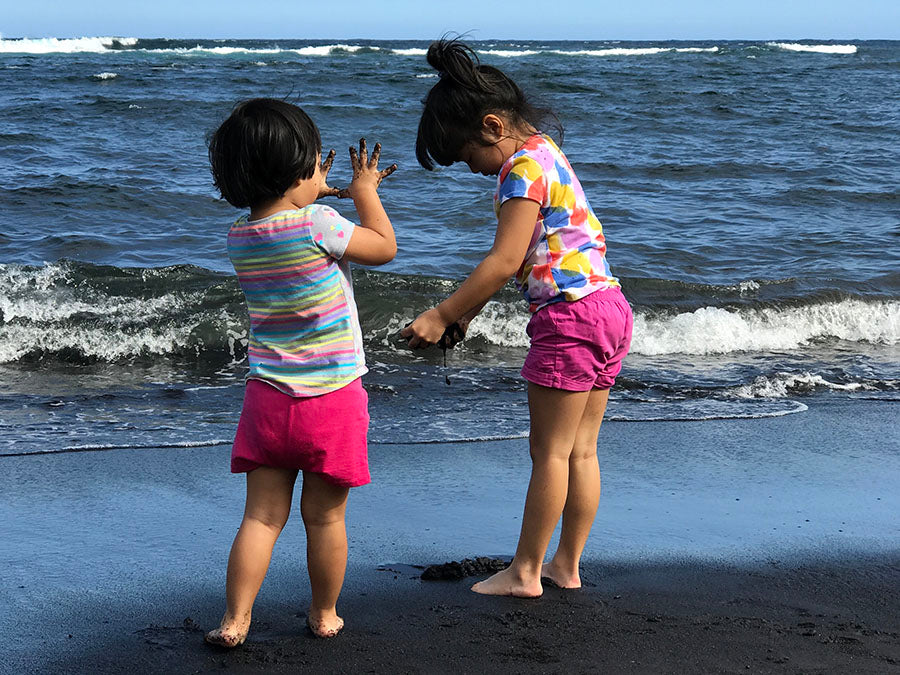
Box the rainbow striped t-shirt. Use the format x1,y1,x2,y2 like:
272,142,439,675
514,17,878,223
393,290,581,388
495,134,620,313
227,205,366,397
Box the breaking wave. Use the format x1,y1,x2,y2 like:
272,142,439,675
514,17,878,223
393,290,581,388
1,38,859,59
0,36,137,54
768,42,858,55
1,261,896,365
631,299,899,356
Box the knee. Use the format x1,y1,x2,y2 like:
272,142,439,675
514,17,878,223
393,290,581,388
301,503,345,528
570,441,599,463
529,442,574,467
244,506,291,533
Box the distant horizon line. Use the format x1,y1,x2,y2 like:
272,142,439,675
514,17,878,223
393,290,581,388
1,35,894,42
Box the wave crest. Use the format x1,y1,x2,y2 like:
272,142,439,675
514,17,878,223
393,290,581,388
632,299,899,355
1,262,897,363
0,36,137,54
768,42,858,54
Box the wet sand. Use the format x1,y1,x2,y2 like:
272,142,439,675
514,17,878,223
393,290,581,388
2,399,899,673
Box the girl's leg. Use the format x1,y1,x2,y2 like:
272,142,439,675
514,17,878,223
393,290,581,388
472,383,592,597
300,471,350,638
542,387,609,588
206,466,298,647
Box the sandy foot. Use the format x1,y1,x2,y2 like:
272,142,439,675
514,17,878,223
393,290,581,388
540,561,581,589
307,614,344,638
471,566,542,598
204,625,248,648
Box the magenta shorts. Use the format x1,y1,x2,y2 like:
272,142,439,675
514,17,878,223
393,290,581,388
521,287,633,391
230,377,370,487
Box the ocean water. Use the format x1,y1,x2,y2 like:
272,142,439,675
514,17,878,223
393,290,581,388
0,37,898,454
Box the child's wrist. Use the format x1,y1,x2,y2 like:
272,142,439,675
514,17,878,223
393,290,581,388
350,182,379,197
435,304,456,326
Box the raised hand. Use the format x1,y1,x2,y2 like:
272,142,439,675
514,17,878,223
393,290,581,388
316,149,342,199
339,138,397,199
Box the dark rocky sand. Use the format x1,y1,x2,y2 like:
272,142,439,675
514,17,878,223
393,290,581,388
3,400,898,673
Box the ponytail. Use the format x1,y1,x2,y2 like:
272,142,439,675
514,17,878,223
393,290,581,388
416,37,562,170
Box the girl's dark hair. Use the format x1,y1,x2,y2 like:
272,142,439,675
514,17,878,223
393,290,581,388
415,38,562,171
208,98,321,209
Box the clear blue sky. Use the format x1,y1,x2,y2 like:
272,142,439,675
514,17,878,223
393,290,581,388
2,0,898,40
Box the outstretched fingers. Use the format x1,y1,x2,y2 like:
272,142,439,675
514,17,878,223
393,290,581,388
317,149,344,198
321,148,336,175
342,138,397,196
358,138,367,167
380,163,398,180
317,149,338,198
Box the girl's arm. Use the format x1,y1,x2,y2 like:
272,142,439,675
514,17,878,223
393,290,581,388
341,139,398,266
402,198,539,348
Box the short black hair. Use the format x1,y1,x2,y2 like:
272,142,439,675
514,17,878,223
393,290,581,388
416,38,562,171
208,98,321,209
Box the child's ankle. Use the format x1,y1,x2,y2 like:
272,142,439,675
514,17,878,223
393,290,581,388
510,558,543,581
308,605,338,619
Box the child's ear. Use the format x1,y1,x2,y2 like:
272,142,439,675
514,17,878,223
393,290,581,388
481,114,505,141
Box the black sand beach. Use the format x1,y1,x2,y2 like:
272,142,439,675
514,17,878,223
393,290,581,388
4,400,899,673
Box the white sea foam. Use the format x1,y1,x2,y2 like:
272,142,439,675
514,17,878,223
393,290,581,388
165,45,284,55
0,320,194,362
3,439,234,456
605,399,809,422
0,36,137,54
458,296,900,355
146,43,373,57
731,372,871,399
0,303,244,363
295,44,368,55
632,299,900,356
0,39,731,59
551,47,670,57
92,72,118,80
467,301,531,348
0,263,194,324
768,42,857,54
481,49,541,57
541,46,717,57
0,262,241,362
391,48,428,56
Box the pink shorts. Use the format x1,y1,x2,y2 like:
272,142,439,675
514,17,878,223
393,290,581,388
521,287,633,391
230,377,370,487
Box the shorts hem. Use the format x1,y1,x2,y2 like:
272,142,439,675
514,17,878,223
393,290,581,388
230,458,370,487
521,366,604,392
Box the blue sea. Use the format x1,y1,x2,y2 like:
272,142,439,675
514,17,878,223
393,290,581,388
0,37,897,455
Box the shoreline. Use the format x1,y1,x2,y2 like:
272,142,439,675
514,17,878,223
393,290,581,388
3,399,899,672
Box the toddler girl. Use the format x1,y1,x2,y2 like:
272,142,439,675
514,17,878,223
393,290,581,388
402,40,632,597
206,98,396,644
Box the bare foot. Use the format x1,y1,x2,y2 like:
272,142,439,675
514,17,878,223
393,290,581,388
204,619,249,648
541,561,582,589
307,613,344,638
471,566,542,598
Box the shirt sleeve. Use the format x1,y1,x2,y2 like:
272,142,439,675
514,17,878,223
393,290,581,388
307,205,356,260
496,154,547,208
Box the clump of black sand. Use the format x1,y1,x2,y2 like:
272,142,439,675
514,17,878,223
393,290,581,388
421,557,509,581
